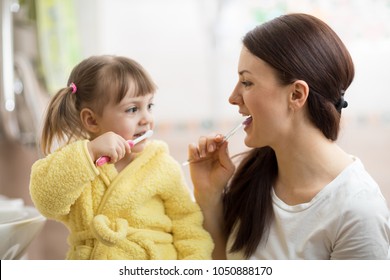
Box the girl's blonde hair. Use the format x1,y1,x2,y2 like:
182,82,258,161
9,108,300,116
41,55,156,155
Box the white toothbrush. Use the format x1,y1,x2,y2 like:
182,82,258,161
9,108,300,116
182,116,252,166
95,130,154,166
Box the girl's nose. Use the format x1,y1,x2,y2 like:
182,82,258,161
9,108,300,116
139,110,153,125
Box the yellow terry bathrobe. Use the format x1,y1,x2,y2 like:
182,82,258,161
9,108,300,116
30,140,213,259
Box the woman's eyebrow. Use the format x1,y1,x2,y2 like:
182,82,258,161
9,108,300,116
239,70,251,75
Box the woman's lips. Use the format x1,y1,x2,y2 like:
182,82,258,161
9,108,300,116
243,116,252,126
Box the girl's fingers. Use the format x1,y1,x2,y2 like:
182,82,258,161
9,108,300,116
111,138,128,163
125,141,132,154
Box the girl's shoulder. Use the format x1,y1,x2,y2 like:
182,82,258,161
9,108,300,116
141,139,181,168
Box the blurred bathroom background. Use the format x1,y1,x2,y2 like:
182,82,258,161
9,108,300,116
1,0,389,259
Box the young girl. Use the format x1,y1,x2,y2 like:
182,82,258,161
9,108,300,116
30,55,213,260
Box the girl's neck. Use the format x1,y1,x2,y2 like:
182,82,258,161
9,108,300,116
114,152,138,173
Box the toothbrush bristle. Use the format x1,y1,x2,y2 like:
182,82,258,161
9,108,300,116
145,130,153,137
132,130,153,145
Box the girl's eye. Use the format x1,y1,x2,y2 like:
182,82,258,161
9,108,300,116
148,103,154,111
126,106,138,113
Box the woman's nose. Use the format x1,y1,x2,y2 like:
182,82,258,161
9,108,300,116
229,84,241,105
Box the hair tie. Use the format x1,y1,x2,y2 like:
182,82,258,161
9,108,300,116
336,90,348,111
70,82,77,94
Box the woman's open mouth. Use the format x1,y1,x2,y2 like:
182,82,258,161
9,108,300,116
243,116,252,126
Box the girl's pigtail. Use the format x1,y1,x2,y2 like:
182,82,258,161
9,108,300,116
40,86,82,155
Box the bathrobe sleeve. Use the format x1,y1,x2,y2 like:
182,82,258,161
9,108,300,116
29,140,99,221
159,154,214,260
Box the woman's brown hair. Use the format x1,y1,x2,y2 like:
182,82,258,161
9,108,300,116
41,55,156,155
223,13,355,258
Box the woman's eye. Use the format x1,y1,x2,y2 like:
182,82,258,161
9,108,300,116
241,81,253,88
126,107,138,113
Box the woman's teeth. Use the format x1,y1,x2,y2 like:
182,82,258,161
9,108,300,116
243,116,252,125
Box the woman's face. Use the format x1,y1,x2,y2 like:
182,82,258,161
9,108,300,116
229,47,292,148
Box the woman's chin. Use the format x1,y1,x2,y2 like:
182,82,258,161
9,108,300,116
244,137,254,148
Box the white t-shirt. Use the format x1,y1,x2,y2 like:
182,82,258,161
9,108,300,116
228,158,390,260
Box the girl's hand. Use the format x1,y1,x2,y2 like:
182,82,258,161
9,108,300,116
188,134,236,205
87,132,132,164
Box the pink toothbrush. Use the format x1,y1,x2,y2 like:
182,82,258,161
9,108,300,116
182,116,252,166
95,130,154,166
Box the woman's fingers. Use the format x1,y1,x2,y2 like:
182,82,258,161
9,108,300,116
198,136,208,158
187,134,225,163
217,141,235,173
188,143,201,162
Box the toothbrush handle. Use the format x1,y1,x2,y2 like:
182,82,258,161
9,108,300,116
95,156,110,166
95,140,135,166
182,121,245,166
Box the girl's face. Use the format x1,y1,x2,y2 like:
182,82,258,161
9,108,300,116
229,47,291,148
96,84,155,153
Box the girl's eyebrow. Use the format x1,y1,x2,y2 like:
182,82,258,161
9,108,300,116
119,98,140,108
120,95,154,107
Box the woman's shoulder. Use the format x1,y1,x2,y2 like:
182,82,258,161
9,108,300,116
333,157,380,192
333,157,388,216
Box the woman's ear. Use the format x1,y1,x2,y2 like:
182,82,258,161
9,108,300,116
80,108,100,134
289,80,309,111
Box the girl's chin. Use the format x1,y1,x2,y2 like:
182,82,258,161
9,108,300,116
131,141,147,152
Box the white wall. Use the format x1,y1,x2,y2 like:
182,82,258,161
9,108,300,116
75,0,238,123
75,0,390,123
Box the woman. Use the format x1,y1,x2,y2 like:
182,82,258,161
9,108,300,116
188,13,390,259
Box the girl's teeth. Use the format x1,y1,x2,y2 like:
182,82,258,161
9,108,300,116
134,132,145,138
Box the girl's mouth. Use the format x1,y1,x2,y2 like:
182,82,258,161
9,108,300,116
133,131,146,138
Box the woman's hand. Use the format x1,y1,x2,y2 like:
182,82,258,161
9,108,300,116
87,132,132,164
188,134,235,259
188,134,236,205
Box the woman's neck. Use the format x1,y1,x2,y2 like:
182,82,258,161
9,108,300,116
272,127,353,205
